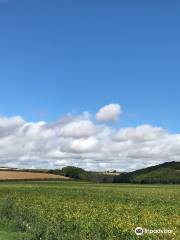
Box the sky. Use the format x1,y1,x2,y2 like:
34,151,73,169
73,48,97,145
0,0,180,171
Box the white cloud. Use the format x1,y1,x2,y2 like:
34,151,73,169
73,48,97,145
0,116,24,129
114,125,167,142
96,104,122,122
0,106,179,171
70,137,99,153
59,120,96,138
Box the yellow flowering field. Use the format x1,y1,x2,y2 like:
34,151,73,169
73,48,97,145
0,181,179,240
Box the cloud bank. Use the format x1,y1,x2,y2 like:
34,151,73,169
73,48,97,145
0,104,179,171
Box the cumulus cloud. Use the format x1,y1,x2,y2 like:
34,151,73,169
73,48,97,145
0,116,24,129
114,125,167,142
96,104,122,122
0,116,25,138
59,120,96,138
0,105,179,171
70,137,99,153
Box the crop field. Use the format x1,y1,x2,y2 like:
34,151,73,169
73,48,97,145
0,181,179,240
0,171,70,180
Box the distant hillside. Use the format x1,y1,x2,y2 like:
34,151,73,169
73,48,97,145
49,166,116,183
1,162,179,183
114,161,180,184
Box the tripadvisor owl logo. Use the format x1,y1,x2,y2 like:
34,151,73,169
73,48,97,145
135,227,144,235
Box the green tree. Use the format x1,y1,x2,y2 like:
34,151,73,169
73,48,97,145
61,166,85,179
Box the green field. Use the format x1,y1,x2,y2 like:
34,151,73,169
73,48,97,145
0,181,179,240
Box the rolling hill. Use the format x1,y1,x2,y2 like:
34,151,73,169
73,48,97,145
114,161,180,184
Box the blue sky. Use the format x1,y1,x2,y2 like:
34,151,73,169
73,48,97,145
0,0,179,132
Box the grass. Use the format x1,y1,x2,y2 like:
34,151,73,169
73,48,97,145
0,229,29,240
0,230,16,240
0,230,15,240
0,181,179,240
